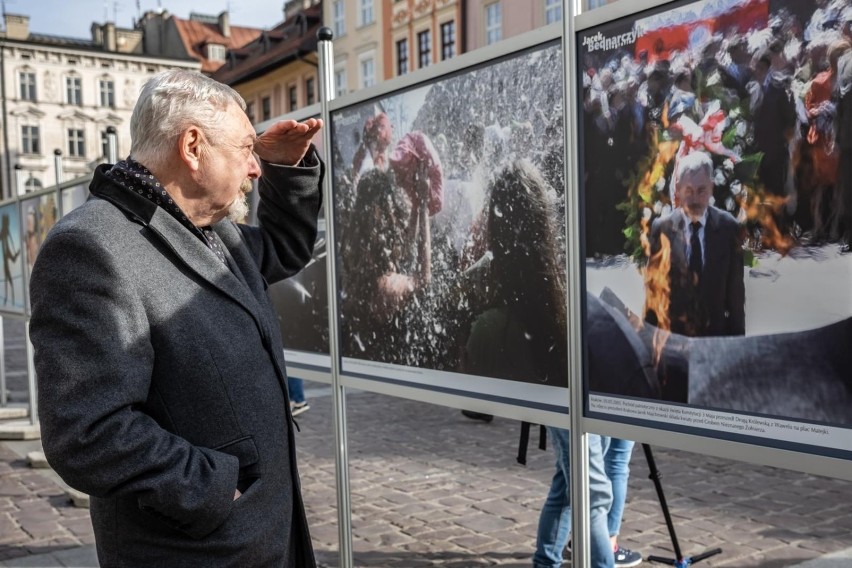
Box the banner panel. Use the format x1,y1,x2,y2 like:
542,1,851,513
578,0,852,458
331,38,569,410
256,111,331,381
0,201,25,315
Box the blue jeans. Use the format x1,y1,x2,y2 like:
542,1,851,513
533,428,614,568
288,377,305,404
603,437,634,538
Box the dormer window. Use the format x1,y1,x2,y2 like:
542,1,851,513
207,43,226,61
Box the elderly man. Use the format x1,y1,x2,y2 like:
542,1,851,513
646,151,745,344
29,69,323,566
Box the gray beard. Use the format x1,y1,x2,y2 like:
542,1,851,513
227,193,249,223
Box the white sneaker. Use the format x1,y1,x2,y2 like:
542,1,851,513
291,401,310,416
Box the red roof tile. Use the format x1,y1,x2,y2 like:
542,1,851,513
172,16,264,73
211,5,322,86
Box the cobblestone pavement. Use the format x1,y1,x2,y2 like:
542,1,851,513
294,387,852,568
0,443,94,564
1,383,851,567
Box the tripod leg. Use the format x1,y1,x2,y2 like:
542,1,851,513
643,444,685,562
690,547,724,563
643,445,724,566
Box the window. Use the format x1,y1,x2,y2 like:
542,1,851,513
418,30,431,68
288,86,298,111
68,128,85,157
21,125,40,155
24,177,43,193
99,79,115,107
333,0,346,37
486,3,502,45
19,71,36,101
440,21,456,60
360,56,375,89
102,130,109,158
334,69,347,97
396,39,409,76
261,96,271,121
545,0,562,23
359,0,374,26
66,76,82,105
207,44,226,61
306,78,315,105
586,0,607,8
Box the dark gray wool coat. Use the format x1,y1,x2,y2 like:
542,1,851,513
29,151,324,567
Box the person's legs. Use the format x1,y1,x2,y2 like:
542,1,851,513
603,437,635,538
288,377,309,416
534,427,572,567
588,434,616,568
288,377,305,403
534,428,614,568
604,438,643,566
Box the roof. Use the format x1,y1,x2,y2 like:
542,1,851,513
210,5,321,86
172,16,264,73
2,32,198,65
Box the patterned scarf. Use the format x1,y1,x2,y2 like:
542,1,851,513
106,159,228,265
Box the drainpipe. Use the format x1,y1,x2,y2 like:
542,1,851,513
0,40,11,199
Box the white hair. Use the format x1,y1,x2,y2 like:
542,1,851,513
129,69,246,169
676,151,713,185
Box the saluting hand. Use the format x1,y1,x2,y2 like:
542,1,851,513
254,118,323,166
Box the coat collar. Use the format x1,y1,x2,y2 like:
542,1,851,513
89,165,270,336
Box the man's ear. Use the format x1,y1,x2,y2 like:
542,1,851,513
178,126,204,172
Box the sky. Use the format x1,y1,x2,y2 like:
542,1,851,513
8,0,289,39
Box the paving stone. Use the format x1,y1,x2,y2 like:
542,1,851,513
1,388,851,567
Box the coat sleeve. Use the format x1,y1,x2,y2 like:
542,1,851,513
238,146,324,285
29,228,240,540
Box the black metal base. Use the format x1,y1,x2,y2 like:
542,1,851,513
647,547,723,567
642,444,724,568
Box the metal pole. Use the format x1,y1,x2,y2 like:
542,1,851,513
106,126,118,164
53,149,64,185
565,1,591,568
1,40,13,200
317,26,354,568
0,316,6,407
24,319,37,426
14,163,23,196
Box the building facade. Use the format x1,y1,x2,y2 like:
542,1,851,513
385,0,461,79
323,0,385,97
136,9,264,75
212,0,322,125
462,0,563,52
0,14,198,199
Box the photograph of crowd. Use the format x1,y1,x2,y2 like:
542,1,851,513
331,41,569,388
22,193,58,272
579,0,852,427
0,202,25,314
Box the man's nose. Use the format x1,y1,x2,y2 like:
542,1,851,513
248,153,262,179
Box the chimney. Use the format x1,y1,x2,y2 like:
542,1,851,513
3,13,30,40
104,22,117,51
218,11,230,38
284,0,308,21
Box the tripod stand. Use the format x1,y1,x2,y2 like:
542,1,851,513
643,444,723,567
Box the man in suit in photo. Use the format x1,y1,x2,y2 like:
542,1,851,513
646,150,745,342
29,69,323,567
